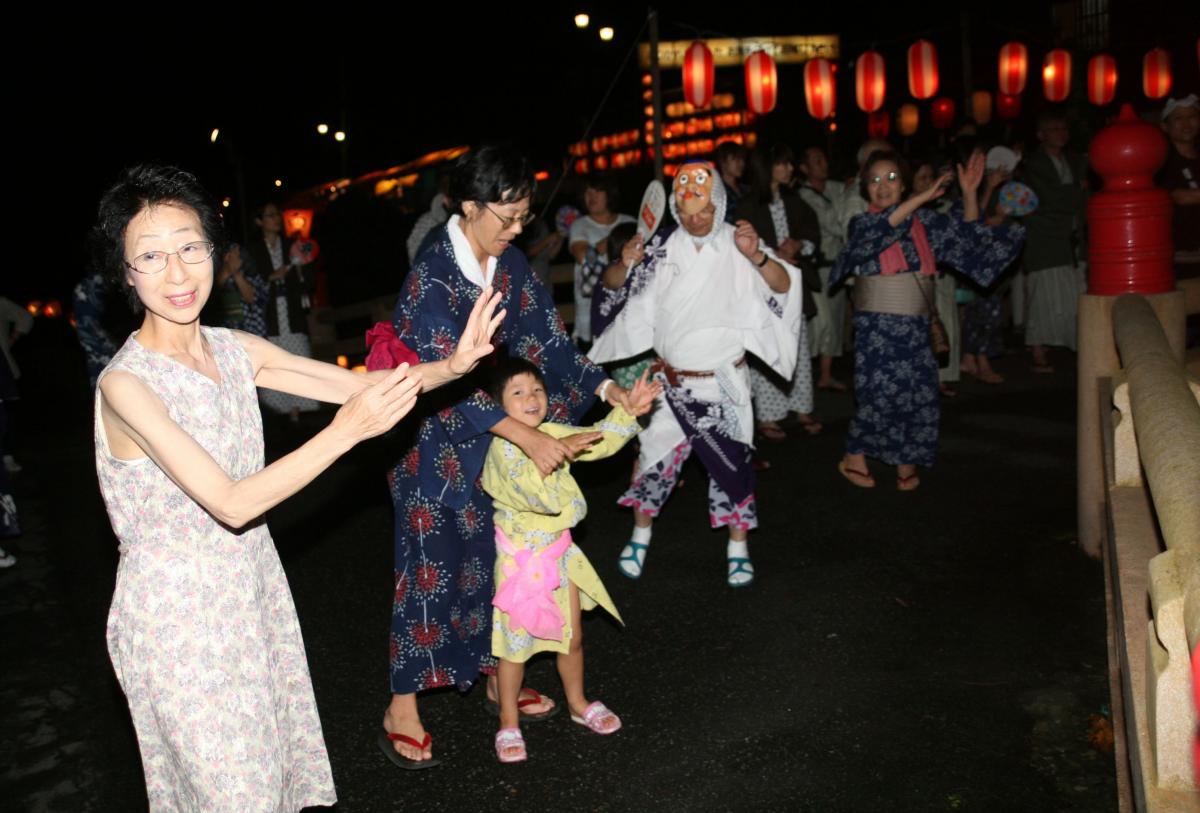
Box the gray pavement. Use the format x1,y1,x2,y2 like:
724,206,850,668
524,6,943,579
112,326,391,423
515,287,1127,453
0,339,1116,812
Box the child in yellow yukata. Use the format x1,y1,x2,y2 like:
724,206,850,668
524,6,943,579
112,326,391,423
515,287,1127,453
482,357,659,763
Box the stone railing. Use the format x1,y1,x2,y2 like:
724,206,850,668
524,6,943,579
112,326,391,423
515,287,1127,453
1103,294,1200,812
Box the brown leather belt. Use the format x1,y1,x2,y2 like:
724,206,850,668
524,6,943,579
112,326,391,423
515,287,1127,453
650,357,746,387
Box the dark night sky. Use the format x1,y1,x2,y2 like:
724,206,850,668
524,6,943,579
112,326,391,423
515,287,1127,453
12,2,1197,303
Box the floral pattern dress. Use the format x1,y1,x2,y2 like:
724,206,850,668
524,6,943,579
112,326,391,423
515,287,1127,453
94,327,335,813
482,407,636,661
389,228,606,693
829,204,1024,466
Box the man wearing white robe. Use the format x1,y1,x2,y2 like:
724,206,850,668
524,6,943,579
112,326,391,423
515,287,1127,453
589,162,802,587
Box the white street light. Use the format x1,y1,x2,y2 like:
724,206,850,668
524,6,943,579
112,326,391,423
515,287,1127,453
317,123,329,135
274,179,283,187
599,26,614,41
210,128,220,143
574,13,589,28
334,131,346,142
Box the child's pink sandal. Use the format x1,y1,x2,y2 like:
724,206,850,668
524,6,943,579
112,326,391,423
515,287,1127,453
495,727,527,763
570,701,622,735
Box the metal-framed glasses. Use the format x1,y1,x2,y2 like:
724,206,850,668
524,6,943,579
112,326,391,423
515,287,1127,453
869,171,900,185
126,241,216,275
484,204,536,229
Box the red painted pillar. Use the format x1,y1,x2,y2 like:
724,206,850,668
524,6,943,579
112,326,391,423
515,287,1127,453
1087,104,1174,295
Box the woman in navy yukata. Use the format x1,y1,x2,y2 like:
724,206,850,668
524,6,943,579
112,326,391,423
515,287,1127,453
380,146,643,768
830,150,1024,491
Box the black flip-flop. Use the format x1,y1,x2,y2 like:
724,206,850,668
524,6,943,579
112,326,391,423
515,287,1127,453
485,688,561,722
377,728,442,770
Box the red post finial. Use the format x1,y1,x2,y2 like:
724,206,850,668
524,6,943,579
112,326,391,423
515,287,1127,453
1086,105,1174,295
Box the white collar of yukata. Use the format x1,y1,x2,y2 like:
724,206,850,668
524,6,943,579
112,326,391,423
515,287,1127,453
668,171,726,248
446,214,498,289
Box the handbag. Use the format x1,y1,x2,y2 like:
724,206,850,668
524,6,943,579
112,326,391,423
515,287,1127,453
912,274,950,368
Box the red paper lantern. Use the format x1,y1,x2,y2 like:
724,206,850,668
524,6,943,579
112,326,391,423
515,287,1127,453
907,39,938,100
997,93,1022,120
1088,54,1118,106
998,42,1028,96
855,50,886,113
897,104,919,136
867,110,891,139
682,41,714,108
931,97,955,130
804,58,836,120
744,50,778,115
1042,49,1072,103
1143,48,1172,100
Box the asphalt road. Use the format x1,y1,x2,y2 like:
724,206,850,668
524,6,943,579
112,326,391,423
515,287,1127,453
1,326,1115,812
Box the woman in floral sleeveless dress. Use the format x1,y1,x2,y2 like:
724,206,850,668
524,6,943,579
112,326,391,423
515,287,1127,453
91,165,501,811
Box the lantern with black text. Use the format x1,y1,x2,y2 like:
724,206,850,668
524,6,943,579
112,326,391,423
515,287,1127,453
744,50,778,114
804,58,836,120
998,42,1028,95
682,41,714,108
855,50,886,113
1143,48,1171,100
907,40,938,99
283,209,314,240
867,110,891,139
972,91,993,125
1043,49,1071,103
931,97,955,129
997,93,1021,120
1088,54,1117,106
897,103,919,136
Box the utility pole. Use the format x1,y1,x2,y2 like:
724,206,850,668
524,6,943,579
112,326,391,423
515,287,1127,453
649,8,664,183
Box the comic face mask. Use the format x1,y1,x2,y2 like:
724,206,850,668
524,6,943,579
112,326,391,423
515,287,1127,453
673,161,716,216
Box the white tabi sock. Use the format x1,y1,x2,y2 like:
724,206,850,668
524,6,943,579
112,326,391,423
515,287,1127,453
726,538,754,586
631,525,652,546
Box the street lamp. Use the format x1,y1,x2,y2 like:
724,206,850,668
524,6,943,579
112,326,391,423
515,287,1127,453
599,26,613,41
574,13,589,28
274,179,283,187
317,123,329,135
210,128,220,143
334,131,346,142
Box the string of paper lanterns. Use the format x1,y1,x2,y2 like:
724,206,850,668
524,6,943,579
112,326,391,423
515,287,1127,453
672,39,1182,140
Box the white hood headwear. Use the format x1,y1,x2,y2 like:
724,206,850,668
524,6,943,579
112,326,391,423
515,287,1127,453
668,160,726,246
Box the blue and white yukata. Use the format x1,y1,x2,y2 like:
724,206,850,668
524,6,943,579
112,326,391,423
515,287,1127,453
388,215,606,692
830,203,1024,467
589,222,803,531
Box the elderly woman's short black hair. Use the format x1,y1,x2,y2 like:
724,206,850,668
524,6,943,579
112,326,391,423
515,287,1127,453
92,164,226,310
450,145,536,211
858,149,911,201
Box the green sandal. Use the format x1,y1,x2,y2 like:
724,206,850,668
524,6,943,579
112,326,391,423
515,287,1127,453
727,557,755,588
618,540,649,579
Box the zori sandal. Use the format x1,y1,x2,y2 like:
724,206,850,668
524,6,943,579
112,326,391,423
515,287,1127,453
495,727,527,763
377,728,441,770
570,701,622,735
485,687,559,722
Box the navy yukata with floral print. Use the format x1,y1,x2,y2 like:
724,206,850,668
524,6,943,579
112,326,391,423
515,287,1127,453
388,226,606,694
830,203,1024,467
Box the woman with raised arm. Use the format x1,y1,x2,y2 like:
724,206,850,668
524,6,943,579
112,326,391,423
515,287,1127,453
92,164,500,811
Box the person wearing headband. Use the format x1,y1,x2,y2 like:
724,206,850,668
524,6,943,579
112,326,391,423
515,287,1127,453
589,160,804,588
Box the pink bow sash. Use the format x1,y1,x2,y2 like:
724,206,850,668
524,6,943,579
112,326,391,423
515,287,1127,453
492,528,572,640
870,207,937,277
364,321,419,371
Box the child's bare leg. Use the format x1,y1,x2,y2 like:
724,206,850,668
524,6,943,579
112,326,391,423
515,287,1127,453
557,583,588,715
497,658,525,732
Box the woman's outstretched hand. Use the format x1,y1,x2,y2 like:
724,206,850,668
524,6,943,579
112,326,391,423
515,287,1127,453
332,362,422,444
957,151,986,196
448,286,506,376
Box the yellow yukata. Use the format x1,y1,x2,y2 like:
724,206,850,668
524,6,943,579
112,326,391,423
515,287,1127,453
482,406,639,662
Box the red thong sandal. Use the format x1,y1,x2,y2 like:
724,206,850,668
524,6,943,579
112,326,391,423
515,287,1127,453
485,687,561,722
377,729,441,770
837,460,875,488
897,472,921,491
